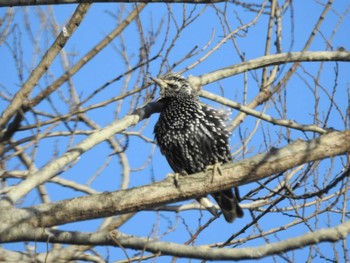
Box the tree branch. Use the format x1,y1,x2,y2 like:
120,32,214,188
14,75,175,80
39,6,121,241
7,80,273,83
1,219,349,261
1,0,226,8
0,114,140,207
189,51,350,88
0,3,91,131
111,220,350,260
201,90,330,134
0,130,349,236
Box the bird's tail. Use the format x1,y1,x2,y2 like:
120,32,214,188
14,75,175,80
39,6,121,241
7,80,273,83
212,187,243,223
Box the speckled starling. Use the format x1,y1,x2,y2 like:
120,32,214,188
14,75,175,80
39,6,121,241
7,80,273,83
152,73,243,223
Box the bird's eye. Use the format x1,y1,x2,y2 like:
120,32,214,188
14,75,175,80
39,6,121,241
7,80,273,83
167,83,177,89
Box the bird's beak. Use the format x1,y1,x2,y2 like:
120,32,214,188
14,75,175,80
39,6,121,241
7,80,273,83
150,77,168,89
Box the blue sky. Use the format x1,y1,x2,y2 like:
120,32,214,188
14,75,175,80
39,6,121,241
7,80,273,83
1,1,350,262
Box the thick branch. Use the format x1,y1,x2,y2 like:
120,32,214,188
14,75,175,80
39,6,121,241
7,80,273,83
0,131,348,234
1,218,350,261
110,220,350,260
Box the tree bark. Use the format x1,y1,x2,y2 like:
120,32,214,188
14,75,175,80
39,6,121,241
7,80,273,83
0,130,349,242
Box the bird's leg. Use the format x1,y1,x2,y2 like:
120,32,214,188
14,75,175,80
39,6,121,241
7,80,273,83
205,162,223,183
166,171,187,188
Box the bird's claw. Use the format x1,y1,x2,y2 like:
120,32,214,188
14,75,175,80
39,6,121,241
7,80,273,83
206,163,223,183
167,172,185,188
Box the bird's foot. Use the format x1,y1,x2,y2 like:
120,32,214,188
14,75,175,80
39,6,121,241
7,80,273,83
205,163,223,183
166,171,187,188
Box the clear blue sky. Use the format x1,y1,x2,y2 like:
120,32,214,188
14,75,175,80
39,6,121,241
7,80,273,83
1,1,350,262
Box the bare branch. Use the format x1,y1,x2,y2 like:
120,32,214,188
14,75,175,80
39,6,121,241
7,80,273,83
0,130,348,230
0,219,349,261
0,0,229,8
201,90,330,134
0,113,140,207
1,1,349,260
0,3,91,131
189,51,350,88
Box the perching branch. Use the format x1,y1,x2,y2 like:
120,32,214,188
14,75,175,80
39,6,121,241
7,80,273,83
0,130,348,237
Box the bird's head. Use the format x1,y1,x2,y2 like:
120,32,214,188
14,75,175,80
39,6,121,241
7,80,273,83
151,73,198,98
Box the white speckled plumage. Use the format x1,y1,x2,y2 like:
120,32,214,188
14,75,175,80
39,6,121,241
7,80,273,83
153,73,243,223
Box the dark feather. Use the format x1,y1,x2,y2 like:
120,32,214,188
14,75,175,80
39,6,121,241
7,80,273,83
153,73,243,222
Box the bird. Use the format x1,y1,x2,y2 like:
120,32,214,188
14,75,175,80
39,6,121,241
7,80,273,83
152,72,243,223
